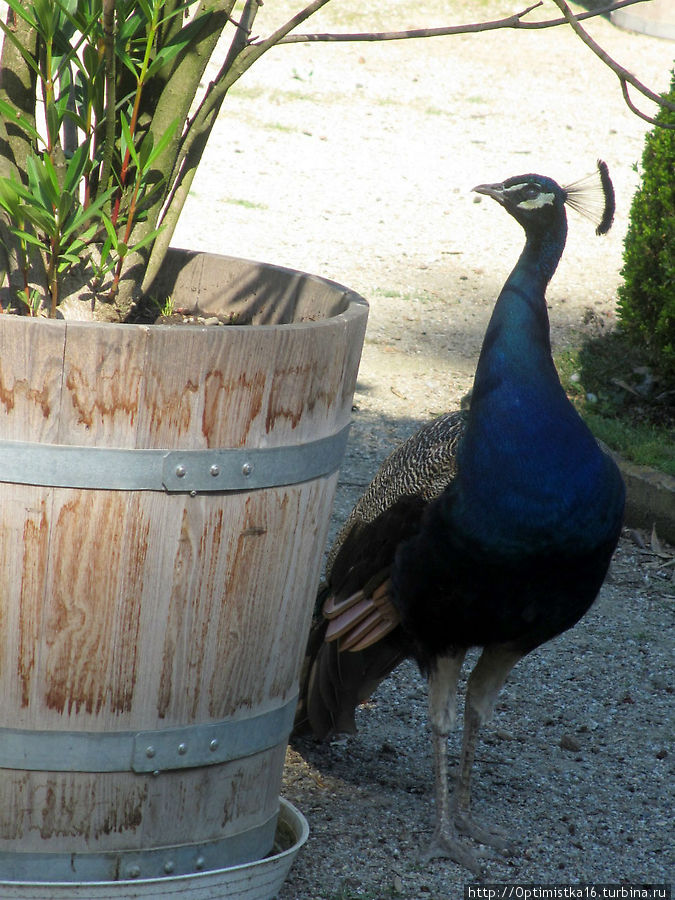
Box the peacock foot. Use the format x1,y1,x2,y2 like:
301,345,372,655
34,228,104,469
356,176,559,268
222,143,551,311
422,826,487,877
454,809,516,856
423,812,516,875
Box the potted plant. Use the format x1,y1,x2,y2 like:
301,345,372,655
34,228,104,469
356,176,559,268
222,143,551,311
0,0,367,893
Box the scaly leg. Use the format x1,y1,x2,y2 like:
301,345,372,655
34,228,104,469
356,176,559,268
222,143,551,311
423,645,522,873
424,651,488,874
453,645,522,852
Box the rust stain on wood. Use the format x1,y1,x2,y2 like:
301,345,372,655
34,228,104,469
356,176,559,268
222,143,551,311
144,378,200,442
65,367,140,430
96,784,147,837
19,501,49,707
265,360,333,432
159,504,228,721
157,506,193,720
35,778,147,841
206,493,293,718
43,494,142,717
0,375,52,417
202,370,266,445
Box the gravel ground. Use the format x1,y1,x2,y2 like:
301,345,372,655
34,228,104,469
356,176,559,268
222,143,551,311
173,2,674,896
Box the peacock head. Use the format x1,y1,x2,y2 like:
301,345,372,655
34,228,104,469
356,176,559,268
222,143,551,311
473,160,615,237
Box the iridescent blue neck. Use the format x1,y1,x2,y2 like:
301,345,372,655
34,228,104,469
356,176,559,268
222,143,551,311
470,215,568,409
450,212,601,548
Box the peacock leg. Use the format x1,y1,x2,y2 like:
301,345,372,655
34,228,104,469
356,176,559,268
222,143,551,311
423,652,487,875
426,715,489,874
452,645,523,852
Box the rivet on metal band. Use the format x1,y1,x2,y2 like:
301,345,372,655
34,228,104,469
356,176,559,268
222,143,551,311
0,423,351,493
0,693,297,774
0,811,279,883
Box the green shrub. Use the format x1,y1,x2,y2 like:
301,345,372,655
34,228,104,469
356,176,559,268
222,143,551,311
617,70,675,384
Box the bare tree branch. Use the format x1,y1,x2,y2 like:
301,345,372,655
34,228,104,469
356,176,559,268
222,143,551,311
143,0,333,292
266,1,543,43
549,0,675,126
264,0,650,44
260,0,673,125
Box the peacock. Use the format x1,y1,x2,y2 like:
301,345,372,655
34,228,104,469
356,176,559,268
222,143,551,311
294,161,626,875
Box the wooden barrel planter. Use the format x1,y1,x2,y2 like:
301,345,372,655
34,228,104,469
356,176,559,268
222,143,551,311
0,250,368,891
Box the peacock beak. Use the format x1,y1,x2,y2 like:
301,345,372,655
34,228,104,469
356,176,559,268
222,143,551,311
473,183,506,204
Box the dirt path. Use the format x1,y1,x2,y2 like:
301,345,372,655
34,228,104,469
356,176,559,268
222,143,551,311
175,3,674,896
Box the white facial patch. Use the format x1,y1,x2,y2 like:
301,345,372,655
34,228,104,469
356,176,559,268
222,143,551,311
518,194,555,209
517,192,555,210
504,182,529,194
502,182,556,211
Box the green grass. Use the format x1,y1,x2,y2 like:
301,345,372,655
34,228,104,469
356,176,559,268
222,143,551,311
582,412,675,473
556,332,675,476
224,197,268,210
372,287,436,303
265,121,298,133
232,84,334,106
374,287,406,299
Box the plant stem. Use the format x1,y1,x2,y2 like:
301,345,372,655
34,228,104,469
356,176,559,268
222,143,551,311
110,172,143,297
98,0,116,201
111,3,161,227
48,235,59,317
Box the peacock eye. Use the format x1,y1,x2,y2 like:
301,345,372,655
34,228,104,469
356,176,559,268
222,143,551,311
523,184,540,199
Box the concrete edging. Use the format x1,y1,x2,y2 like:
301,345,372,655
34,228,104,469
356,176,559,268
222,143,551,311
615,455,675,544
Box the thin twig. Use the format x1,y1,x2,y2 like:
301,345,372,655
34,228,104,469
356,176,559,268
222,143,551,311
265,0,649,44
270,1,543,43
549,0,675,126
620,80,667,127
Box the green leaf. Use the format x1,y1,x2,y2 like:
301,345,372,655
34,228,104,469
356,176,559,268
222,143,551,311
141,118,180,173
33,0,57,39
46,101,62,148
117,10,145,45
127,223,164,255
1,0,38,30
57,220,98,271
3,176,43,208
98,233,115,267
63,141,91,194
0,179,22,216
59,185,114,241
101,215,119,246
26,155,59,212
63,107,89,133
41,153,62,200
120,113,141,170
115,45,140,81
56,0,82,22
56,188,75,225
20,203,57,237
135,0,153,26
0,100,42,144
145,13,210,79
57,251,83,270
9,228,46,249
82,42,103,79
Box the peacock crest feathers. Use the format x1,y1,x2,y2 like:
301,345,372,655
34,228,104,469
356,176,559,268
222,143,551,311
563,159,615,235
